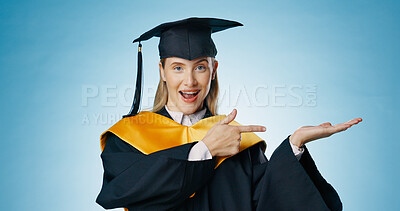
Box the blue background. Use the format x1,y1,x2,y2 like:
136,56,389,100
0,0,399,210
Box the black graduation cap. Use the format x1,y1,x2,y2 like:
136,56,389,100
124,17,243,117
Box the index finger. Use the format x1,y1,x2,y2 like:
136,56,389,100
343,118,363,126
234,125,267,133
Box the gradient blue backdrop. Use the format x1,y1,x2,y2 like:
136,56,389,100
0,0,399,210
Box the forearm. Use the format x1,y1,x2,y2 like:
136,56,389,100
254,137,340,211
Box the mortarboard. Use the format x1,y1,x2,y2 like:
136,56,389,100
124,17,243,117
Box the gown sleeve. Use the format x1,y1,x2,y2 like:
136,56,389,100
251,137,343,211
96,133,216,210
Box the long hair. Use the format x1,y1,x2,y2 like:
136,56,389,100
152,57,219,115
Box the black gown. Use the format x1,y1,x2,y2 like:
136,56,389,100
96,107,342,211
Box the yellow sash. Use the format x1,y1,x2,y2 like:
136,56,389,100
100,111,265,168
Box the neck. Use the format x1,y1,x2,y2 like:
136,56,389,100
165,102,204,115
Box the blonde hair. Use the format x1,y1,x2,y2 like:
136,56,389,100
152,57,219,115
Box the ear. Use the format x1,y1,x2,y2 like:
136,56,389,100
212,60,218,80
159,61,166,81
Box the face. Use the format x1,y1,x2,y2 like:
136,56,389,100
159,56,218,115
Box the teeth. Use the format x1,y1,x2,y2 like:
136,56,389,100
181,91,198,94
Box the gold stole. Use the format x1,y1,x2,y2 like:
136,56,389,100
101,111,265,167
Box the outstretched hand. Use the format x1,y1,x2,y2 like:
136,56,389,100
202,109,266,157
289,118,363,147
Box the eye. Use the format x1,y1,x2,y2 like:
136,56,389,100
173,66,183,71
196,65,206,71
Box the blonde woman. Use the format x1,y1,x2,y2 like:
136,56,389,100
96,17,361,211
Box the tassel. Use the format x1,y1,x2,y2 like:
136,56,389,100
124,42,143,118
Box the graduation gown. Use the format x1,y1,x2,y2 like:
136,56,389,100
96,107,342,211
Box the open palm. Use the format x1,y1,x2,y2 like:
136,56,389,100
289,118,363,147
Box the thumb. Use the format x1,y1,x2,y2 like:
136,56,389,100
219,109,237,125
319,122,332,128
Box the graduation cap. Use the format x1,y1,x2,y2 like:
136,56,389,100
124,17,243,118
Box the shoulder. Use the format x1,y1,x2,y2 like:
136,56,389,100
102,132,141,153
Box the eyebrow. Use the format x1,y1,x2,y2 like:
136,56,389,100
169,62,185,67
194,59,209,64
169,59,209,67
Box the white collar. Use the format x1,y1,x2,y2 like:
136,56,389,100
164,105,207,126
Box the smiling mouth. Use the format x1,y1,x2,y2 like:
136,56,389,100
179,90,200,99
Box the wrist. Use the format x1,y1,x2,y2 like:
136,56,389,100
289,135,303,148
202,138,216,157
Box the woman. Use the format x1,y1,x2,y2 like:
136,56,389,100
96,17,362,211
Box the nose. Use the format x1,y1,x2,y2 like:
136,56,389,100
183,71,197,87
